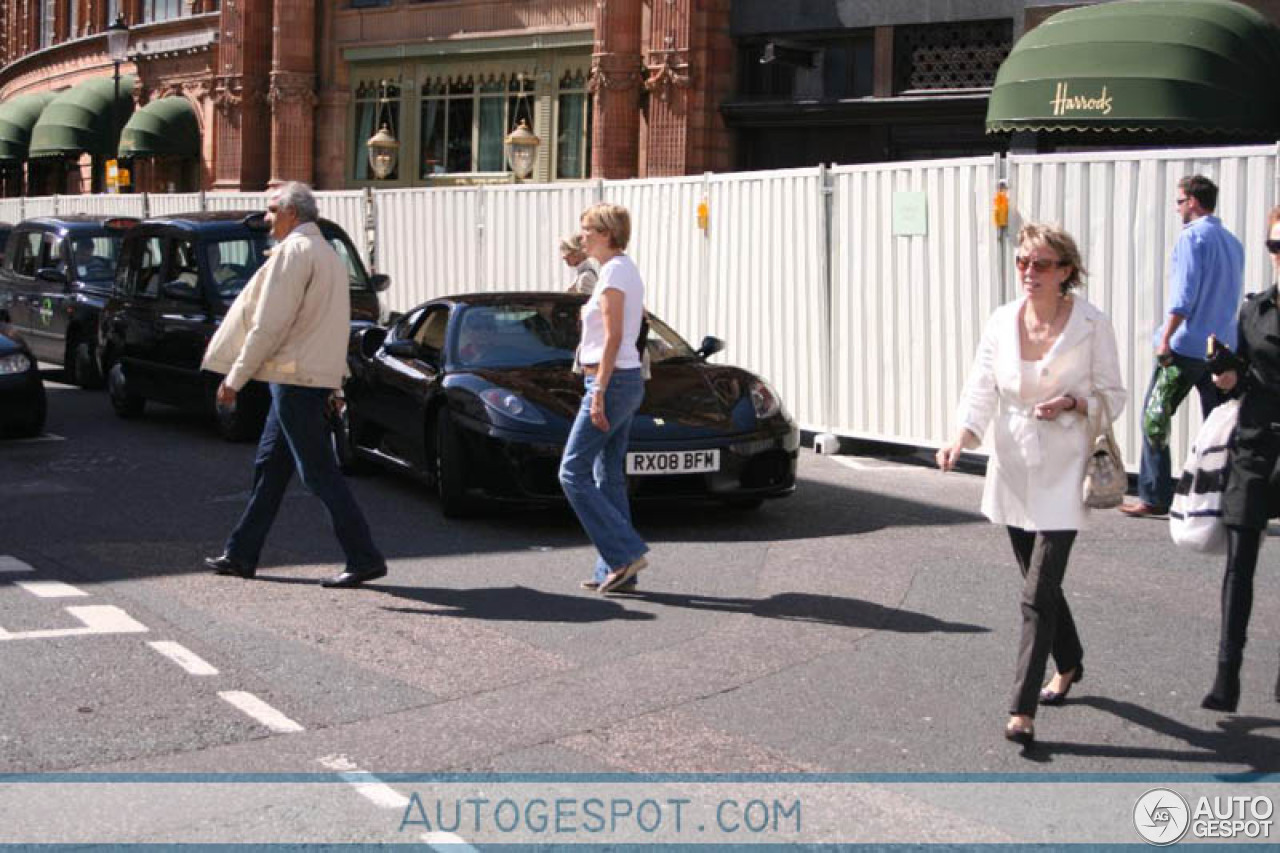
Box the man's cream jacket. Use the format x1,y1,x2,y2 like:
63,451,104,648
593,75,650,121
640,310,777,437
201,222,350,391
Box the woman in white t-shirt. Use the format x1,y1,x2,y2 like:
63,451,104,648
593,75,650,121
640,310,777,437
558,203,650,594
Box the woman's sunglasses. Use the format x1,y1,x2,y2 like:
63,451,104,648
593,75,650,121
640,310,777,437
1014,256,1067,272
1266,239,1280,255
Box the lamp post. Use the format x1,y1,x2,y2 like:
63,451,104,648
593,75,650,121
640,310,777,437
105,15,129,193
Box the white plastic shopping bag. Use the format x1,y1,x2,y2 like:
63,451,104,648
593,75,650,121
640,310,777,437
1169,399,1240,553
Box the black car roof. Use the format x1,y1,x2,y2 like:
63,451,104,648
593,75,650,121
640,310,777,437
21,214,140,234
136,211,344,236
442,292,589,306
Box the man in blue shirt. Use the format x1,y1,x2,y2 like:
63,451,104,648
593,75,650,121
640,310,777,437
1121,175,1244,517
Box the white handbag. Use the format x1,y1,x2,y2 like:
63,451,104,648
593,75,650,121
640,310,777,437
1082,396,1126,509
1170,398,1240,554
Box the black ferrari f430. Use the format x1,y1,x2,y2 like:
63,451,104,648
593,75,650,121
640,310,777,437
334,292,799,516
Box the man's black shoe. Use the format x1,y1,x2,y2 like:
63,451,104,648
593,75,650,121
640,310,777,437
321,566,387,588
205,554,255,579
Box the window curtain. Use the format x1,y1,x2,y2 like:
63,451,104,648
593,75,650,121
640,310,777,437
557,93,585,179
477,80,506,172
353,102,375,181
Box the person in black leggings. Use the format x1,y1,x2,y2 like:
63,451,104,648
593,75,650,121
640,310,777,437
1202,205,1280,713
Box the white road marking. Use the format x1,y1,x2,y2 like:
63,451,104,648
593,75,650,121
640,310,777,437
316,755,478,851
15,579,89,598
0,604,148,641
318,754,410,809
148,641,219,676
218,691,304,733
0,556,35,573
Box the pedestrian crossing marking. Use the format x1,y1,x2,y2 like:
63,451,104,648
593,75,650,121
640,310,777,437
0,604,148,641
15,579,89,598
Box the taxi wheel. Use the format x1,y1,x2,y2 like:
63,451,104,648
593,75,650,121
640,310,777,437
71,340,104,390
434,408,474,518
107,362,145,418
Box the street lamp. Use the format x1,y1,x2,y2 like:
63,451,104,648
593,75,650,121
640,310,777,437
504,120,539,181
106,15,129,193
365,78,399,180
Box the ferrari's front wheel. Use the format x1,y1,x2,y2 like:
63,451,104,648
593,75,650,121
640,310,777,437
434,407,474,518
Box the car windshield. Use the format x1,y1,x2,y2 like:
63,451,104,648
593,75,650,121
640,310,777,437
205,234,272,299
71,235,122,283
453,301,699,369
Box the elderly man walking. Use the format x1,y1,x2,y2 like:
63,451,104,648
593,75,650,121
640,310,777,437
1121,175,1244,518
201,182,387,588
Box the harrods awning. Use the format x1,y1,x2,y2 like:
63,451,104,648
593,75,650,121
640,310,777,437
118,95,199,159
986,0,1280,134
0,92,56,163
28,75,137,158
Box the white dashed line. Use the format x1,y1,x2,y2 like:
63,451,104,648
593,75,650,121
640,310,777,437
317,755,477,852
148,641,219,676
318,754,410,809
218,691,304,733
15,579,89,598
0,604,148,641
0,556,35,573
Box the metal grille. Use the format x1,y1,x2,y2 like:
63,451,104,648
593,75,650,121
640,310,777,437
894,20,1012,92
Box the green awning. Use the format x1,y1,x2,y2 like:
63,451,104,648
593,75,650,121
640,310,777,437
28,75,137,158
0,92,56,162
986,0,1280,133
118,95,199,158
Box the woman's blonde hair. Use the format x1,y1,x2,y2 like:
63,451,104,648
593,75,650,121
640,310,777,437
1017,222,1087,293
559,233,585,256
1265,204,1280,234
580,202,631,251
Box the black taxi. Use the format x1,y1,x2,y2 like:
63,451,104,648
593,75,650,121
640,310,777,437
98,211,389,441
0,215,138,388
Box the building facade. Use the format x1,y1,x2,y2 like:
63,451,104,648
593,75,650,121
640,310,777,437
1,0,1279,196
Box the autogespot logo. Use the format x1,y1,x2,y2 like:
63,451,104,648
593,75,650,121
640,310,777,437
1135,788,1191,845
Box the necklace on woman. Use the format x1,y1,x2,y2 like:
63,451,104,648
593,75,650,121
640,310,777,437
1024,295,1067,345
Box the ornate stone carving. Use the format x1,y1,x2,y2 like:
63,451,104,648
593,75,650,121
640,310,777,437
644,51,691,102
588,56,645,94
268,72,317,110
213,76,264,114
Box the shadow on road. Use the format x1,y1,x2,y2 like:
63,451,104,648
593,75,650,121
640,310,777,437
1013,696,1280,770
374,584,657,623
352,582,985,634
620,590,989,633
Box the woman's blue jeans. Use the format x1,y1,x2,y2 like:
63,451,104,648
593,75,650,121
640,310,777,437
559,369,649,582
225,383,385,573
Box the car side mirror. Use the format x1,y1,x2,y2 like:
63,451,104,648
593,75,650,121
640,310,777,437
358,326,389,359
35,267,68,286
161,279,204,303
369,273,391,293
697,336,725,360
383,338,419,359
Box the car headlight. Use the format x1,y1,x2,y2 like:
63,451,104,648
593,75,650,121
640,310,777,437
479,387,546,425
749,379,782,420
0,352,31,375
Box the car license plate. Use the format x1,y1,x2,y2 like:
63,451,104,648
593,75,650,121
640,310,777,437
626,449,720,475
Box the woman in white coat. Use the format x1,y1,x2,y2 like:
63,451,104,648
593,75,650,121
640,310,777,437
937,223,1126,745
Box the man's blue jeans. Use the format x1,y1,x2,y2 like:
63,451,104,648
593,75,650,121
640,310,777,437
225,383,385,573
559,369,649,582
1137,353,1221,509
